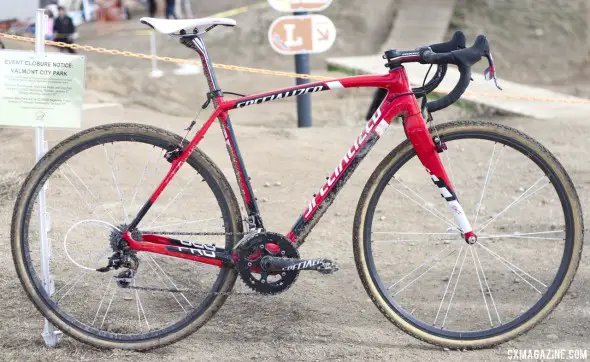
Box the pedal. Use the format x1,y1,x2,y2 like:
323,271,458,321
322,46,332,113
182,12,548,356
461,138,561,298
260,256,339,274
317,260,339,275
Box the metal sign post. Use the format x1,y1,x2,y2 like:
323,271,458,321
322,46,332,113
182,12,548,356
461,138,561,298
267,1,336,128
149,30,163,78
34,8,62,348
294,10,312,128
2,16,85,348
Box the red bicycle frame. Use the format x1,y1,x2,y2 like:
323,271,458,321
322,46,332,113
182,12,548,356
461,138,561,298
121,36,475,268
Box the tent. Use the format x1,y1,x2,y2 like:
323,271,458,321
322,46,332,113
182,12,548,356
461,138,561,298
0,0,38,22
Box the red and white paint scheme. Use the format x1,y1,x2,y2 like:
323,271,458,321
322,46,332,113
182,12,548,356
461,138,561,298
303,107,389,220
123,65,478,265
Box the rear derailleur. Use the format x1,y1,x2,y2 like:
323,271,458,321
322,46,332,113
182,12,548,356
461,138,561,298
96,250,140,288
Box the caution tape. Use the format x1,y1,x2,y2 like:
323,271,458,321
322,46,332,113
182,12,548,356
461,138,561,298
0,32,589,105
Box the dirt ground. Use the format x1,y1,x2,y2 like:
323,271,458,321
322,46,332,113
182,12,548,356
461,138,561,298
1,105,589,361
0,0,589,361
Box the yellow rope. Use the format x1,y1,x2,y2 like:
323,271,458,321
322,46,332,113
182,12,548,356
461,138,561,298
1,32,589,105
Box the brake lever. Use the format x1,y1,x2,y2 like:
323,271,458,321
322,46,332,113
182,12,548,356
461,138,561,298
484,51,502,90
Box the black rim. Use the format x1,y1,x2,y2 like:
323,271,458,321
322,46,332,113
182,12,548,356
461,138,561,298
18,128,238,343
363,126,575,340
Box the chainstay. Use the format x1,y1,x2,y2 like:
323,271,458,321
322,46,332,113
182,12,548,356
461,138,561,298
137,230,244,236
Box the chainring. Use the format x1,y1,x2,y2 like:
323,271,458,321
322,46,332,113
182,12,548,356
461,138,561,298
237,232,299,295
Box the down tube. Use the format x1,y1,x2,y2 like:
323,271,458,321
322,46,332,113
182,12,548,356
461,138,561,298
286,107,392,246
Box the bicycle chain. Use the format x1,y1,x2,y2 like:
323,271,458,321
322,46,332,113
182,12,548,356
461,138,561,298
137,230,244,236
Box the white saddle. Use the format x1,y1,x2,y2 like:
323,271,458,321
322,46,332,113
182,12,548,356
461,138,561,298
140,17,236,34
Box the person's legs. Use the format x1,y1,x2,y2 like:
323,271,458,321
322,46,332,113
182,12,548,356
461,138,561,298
171,3,177,19
56,37,77,54
165,3,171,18
148,0,156,17
166,2,177,19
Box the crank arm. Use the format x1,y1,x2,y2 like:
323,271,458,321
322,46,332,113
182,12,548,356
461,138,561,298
260,256,338,274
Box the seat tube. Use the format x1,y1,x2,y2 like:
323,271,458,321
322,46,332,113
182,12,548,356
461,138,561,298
189,36,264,229
403,111,476,242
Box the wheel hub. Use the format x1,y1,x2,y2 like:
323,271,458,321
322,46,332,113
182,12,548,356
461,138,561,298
464,231,478,244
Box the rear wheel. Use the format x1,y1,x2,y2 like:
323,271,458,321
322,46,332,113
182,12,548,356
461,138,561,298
353,121,583,349
11,123,243,350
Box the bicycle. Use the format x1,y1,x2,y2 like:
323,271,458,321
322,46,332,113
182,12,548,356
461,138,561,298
11,17,583,351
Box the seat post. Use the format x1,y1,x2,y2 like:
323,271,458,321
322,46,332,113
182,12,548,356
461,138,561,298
181,34,223,104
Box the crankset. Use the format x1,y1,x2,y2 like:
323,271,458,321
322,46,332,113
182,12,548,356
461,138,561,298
237,232,300,295
237,232,339,295
260,256,338,274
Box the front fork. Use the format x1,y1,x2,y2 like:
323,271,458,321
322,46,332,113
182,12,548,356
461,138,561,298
403,112,477,244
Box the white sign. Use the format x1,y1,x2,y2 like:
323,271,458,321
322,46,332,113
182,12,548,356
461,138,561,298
268,0,333,12
268,14,336,55
0,50,85,128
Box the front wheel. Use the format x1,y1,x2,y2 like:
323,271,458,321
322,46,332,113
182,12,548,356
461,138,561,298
353,121,583,349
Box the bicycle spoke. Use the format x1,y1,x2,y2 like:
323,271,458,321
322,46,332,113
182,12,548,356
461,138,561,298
388,245,452,290
146,173,200,229
59,168,116,224
92,278,112,326
372,231,460,243
478,235,563,241
434,245,464,326
477,241,546,293
62,164,118,224
478,230,564,241
483,230,563,236
373,231,459,235
470,245,493,327
441,243,469,328
150,255,195,308
477,176,550,233
128,146,158,221
56,271,87,303
103,145,129,225
145,259,187,313
473,244,502,325
393,247,458,296
473,143,502,228
374,238,457,243
134,279,150,332
18,125,240,341
47,206,83,223
390,177,459,230
55,248,111,302
100,284,118,329
441,141,456,189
